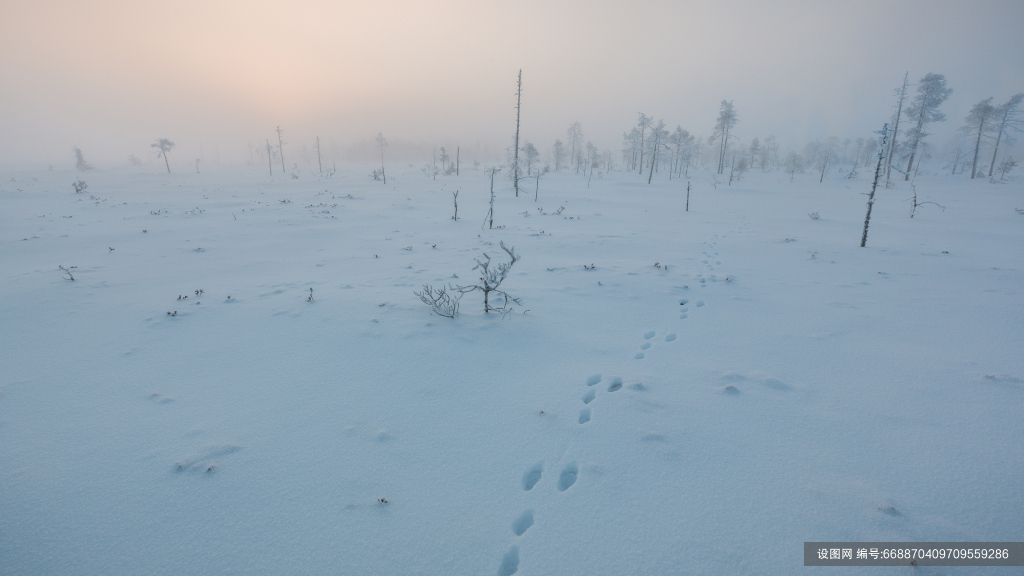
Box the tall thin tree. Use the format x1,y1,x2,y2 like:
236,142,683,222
375,132,388,184
987,93,1024,178
712,101,738,175
902,73,952,180
151,139,174,173
275,126,287,173
513,69,522,197
885,72,909,183
636,113,651,174
861,124,889,248
315,136,323,176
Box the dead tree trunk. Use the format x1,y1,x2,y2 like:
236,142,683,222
266,140,273,176
514,70,522,197
971,114,987,179
276,126,286,174
316,136,323,176
861,124,889,248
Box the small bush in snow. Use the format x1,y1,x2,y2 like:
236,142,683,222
808,212,820,220
456,241,521,314
415,284,460,318
72,180,88,194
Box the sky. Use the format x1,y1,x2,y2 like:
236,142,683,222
1,0,1023,168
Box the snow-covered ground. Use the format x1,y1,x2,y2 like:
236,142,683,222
1,164,1022,575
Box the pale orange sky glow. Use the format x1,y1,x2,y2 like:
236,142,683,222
2,0,1023,168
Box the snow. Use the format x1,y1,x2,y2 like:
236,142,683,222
1,164,1022,575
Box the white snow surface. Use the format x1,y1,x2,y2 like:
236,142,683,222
1,165,1022,575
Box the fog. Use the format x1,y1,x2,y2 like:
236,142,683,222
2,0,1022,169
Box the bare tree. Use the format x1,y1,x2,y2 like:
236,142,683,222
151,139,174,173
987,93,1024,178
861,124,889,247
961,97,996,179
456,241,521,314
452,190,459,220
275,126,286,174
903,73,952,180
487,167,500,229
375,132,387,184
513,69,522,196
315,136,323,176
265,140,273,176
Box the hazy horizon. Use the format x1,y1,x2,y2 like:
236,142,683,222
2,0,1023,169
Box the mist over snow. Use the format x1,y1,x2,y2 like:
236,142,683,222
2,2,1023,576
1,0,1023,168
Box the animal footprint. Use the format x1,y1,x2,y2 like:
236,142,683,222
665,333,676,342
635,352,645,359
558,463,578,491
512,510,534,536
640,342,651,350
695,301,705,307
498,546,520,576
582,389,596,404
643,331,655,339
579,408,591,424
586,374,601,386
522,462,543,491
149,392,175,404
607,377,622,392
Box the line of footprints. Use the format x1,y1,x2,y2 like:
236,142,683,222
497,299,707,575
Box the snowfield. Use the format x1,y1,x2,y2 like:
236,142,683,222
1,164,1022,575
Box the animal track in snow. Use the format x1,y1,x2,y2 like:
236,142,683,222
512,510,534,536
635,352,645,359
582,389,596,404
148,392,175,404
640,342,651,350
174,444,242,473
665,333,676,342
579,408,591,424
643,331,655,339
498,546,520,576
607,377,623,392
558,463,578,491
586,374,602,386
522,462,543,491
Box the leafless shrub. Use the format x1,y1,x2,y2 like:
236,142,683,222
808,212,820,220
72,180,88,194
456,241,522,314
415,284,461,318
